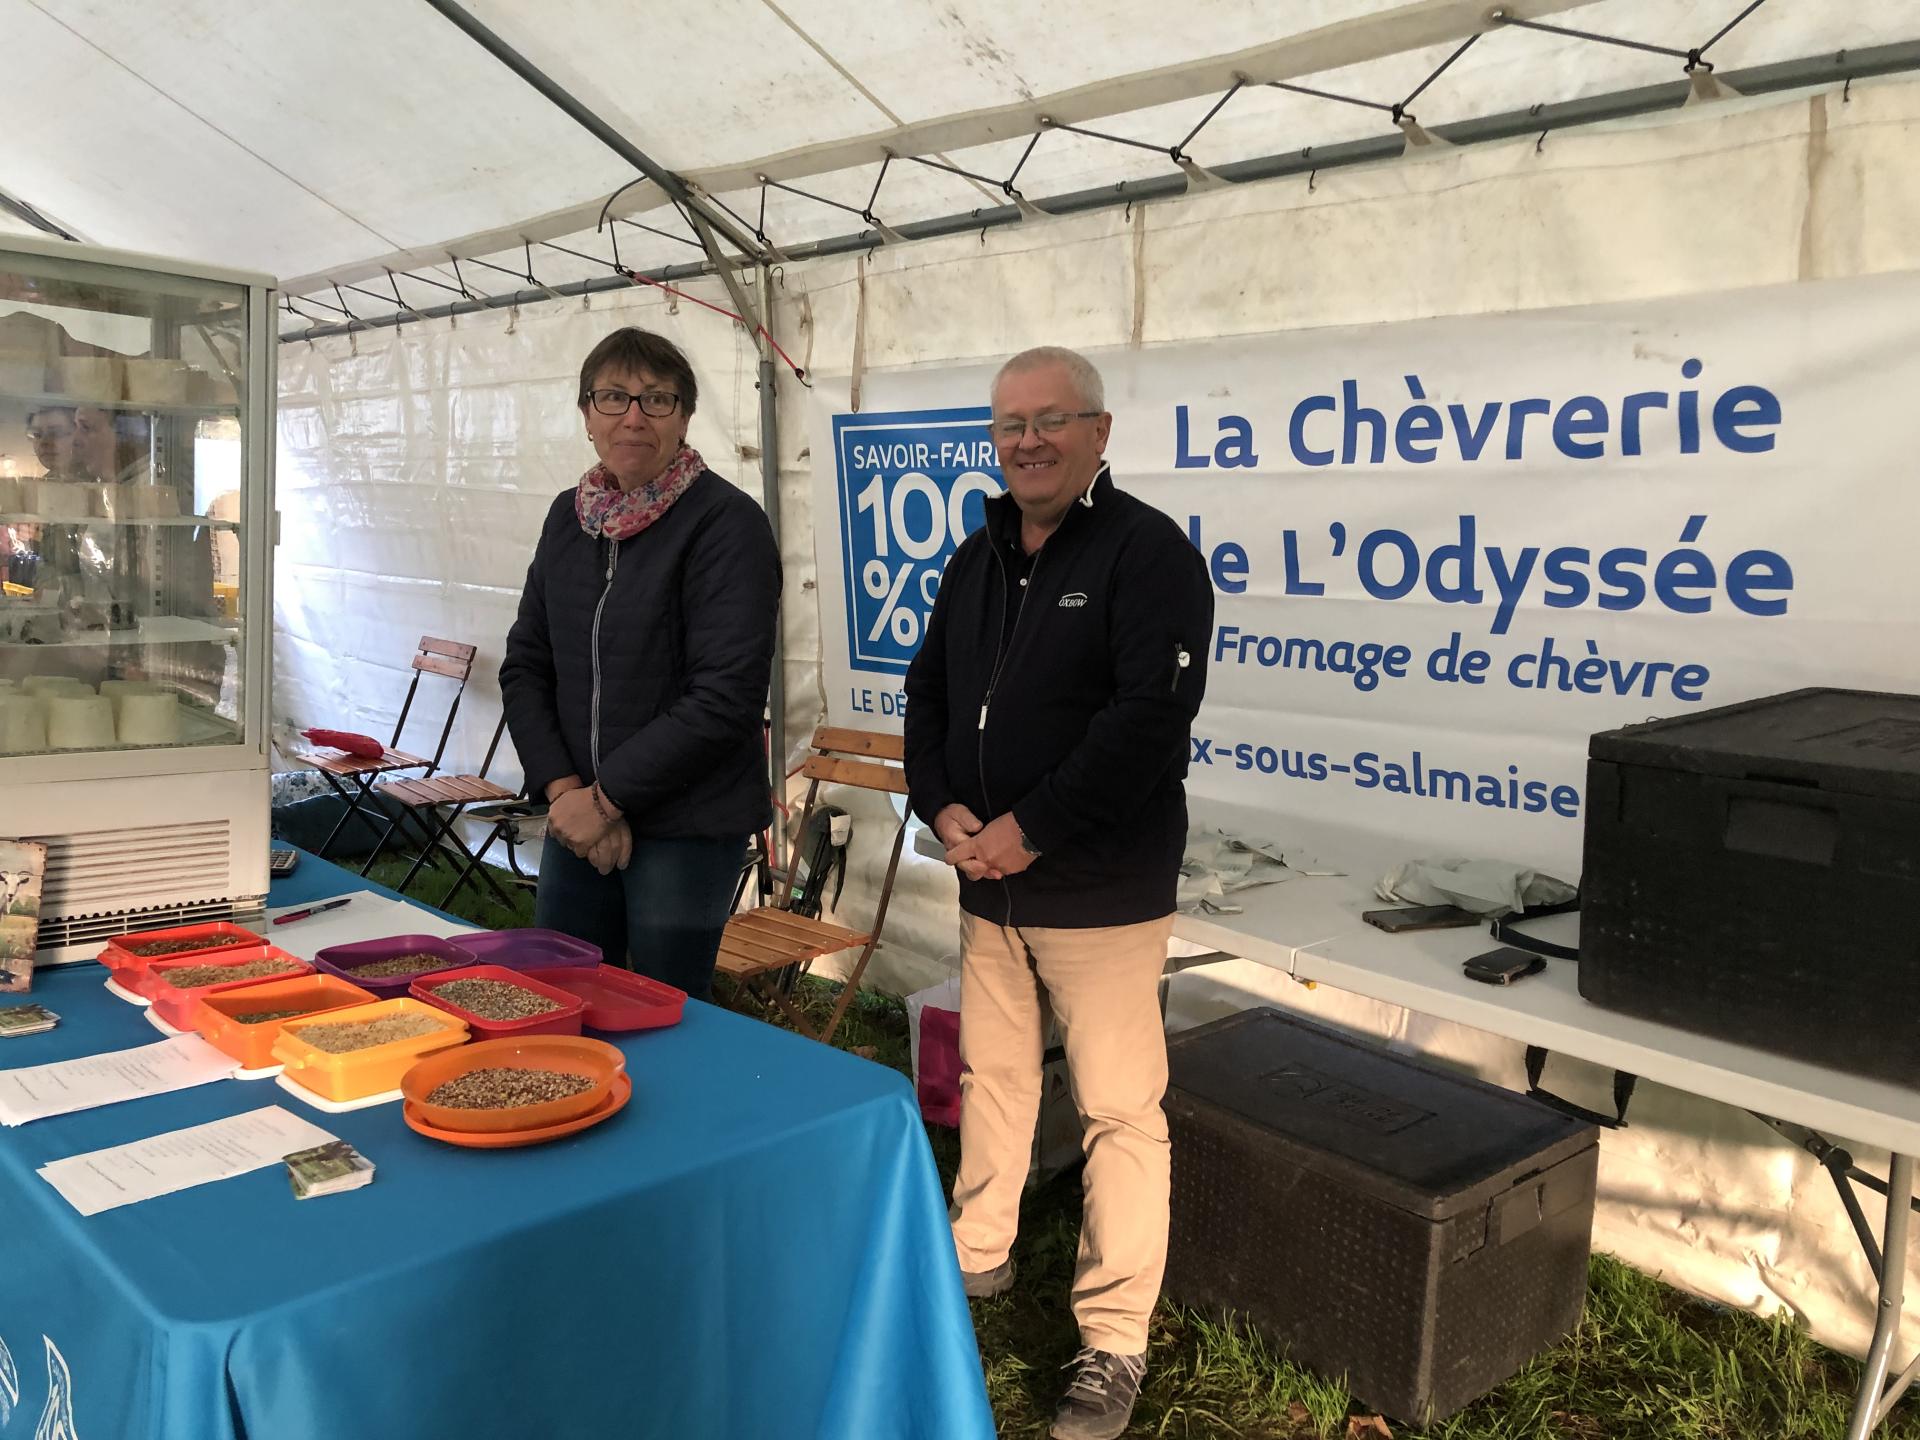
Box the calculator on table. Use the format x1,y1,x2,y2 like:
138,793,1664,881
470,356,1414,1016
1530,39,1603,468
270,847,299,876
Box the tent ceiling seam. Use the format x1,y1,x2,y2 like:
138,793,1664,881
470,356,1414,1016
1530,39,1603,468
756,0,904,129
756,0,1001,209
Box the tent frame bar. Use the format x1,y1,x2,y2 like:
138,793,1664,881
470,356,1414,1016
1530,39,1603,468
281,39,1920,345
296,0,1605,294
0,187,79,243
420,0,768,276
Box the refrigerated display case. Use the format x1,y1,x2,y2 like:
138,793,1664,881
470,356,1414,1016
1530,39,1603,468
0,234,275,963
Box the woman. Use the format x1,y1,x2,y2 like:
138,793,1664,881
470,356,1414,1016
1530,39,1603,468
501,328,780,999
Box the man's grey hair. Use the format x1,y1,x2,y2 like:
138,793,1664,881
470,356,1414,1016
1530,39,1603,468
991,346,1106,413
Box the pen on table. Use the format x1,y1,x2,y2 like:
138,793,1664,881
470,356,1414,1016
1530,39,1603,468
272,897,352,927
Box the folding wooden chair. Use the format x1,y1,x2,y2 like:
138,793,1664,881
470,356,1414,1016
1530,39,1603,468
301,637,476,869
378,713,520,910
716,726,909,1045
442,795,547,914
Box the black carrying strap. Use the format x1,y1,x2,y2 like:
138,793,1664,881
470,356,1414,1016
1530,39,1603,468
789,806,849,918
1490,891,1582,960
1525,1045,1638,1129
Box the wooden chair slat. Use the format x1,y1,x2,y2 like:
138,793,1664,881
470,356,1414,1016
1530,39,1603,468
411,651,473,680
812,726,905,761
799,754,910,795
420,636,478,660
308,747,427,776
736,908,866,949
720,930,801,965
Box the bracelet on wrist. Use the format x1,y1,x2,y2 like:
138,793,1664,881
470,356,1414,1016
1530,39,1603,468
589,785,619,824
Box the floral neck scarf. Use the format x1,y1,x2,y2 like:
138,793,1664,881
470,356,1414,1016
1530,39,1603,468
574,444,705,541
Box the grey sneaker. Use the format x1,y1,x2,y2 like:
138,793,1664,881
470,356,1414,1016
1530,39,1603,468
959,1256,1015,1299
1051,1348,1147,1440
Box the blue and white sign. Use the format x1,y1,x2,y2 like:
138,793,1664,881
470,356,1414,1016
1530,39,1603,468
811,273,1920,874
830,406,1002,677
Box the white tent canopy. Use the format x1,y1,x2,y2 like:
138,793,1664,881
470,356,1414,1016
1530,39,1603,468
5,1,1916,328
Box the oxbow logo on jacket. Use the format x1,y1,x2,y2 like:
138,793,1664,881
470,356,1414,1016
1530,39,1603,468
1058,592,1088,608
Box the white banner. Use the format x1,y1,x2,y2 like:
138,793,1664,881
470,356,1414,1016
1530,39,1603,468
810,272,1920,876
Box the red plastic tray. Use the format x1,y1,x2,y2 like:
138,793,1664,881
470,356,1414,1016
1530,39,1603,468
539,965,685,1032
410,963,586,1040
146,947,313,1032
100,922,268,998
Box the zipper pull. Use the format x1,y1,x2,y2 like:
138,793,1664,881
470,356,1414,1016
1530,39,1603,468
605,544,615,580
978,703,989,731
1171,644,1191,693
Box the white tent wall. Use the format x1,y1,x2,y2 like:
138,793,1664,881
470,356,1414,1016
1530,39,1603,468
274,279,822,808
767,74,1920,1360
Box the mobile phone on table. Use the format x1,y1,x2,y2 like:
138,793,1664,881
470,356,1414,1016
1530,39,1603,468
1361,903,1481,933
270,847,299,876
1463,946,1546,985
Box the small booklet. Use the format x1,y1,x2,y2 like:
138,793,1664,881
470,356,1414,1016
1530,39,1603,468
285,1140,375,1200
0,1004,57,1037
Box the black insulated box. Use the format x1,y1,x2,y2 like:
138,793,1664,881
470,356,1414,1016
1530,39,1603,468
1581,688,1920,1087
1164,1009,1598,1424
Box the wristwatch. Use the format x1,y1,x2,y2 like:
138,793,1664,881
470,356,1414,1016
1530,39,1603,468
1017,824,1042,859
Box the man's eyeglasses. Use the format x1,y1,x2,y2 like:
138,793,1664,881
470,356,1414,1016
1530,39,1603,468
585,388,682,418
991,410,1101,441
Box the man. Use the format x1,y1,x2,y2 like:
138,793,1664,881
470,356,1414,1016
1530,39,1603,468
904,346,1212,1440
72,404,127,483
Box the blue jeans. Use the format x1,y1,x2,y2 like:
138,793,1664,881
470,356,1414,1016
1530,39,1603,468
534,833,747,1001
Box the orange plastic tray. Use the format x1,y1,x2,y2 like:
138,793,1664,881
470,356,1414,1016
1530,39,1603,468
146,947,313,1032
195,974,377,1070
272,998,469,1103
400,1035,626,1133
404,1073,632,1148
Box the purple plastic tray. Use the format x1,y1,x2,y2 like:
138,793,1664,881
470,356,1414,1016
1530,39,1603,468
455,928,603,972
311,934,478,1000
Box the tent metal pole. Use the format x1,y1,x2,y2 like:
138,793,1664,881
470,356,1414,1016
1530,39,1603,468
0,187,80,242
682,207,767,337
419,0,767,264
757,263,787,872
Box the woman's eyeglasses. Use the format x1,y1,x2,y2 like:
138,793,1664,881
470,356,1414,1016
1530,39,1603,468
586,388,682,418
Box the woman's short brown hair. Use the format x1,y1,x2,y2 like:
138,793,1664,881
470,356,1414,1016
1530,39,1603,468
577,328,698,416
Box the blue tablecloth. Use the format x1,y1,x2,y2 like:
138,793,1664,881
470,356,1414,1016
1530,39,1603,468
0,856,994,1440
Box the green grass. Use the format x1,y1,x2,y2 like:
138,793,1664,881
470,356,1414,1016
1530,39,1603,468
374,855,1918,1440
364,852,538,932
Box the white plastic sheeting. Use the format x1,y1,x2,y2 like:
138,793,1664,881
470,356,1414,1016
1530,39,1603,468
5,2,1917,311
274,281,814,788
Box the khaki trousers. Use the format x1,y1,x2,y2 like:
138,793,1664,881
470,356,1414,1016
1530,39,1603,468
949,910,1173,1354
